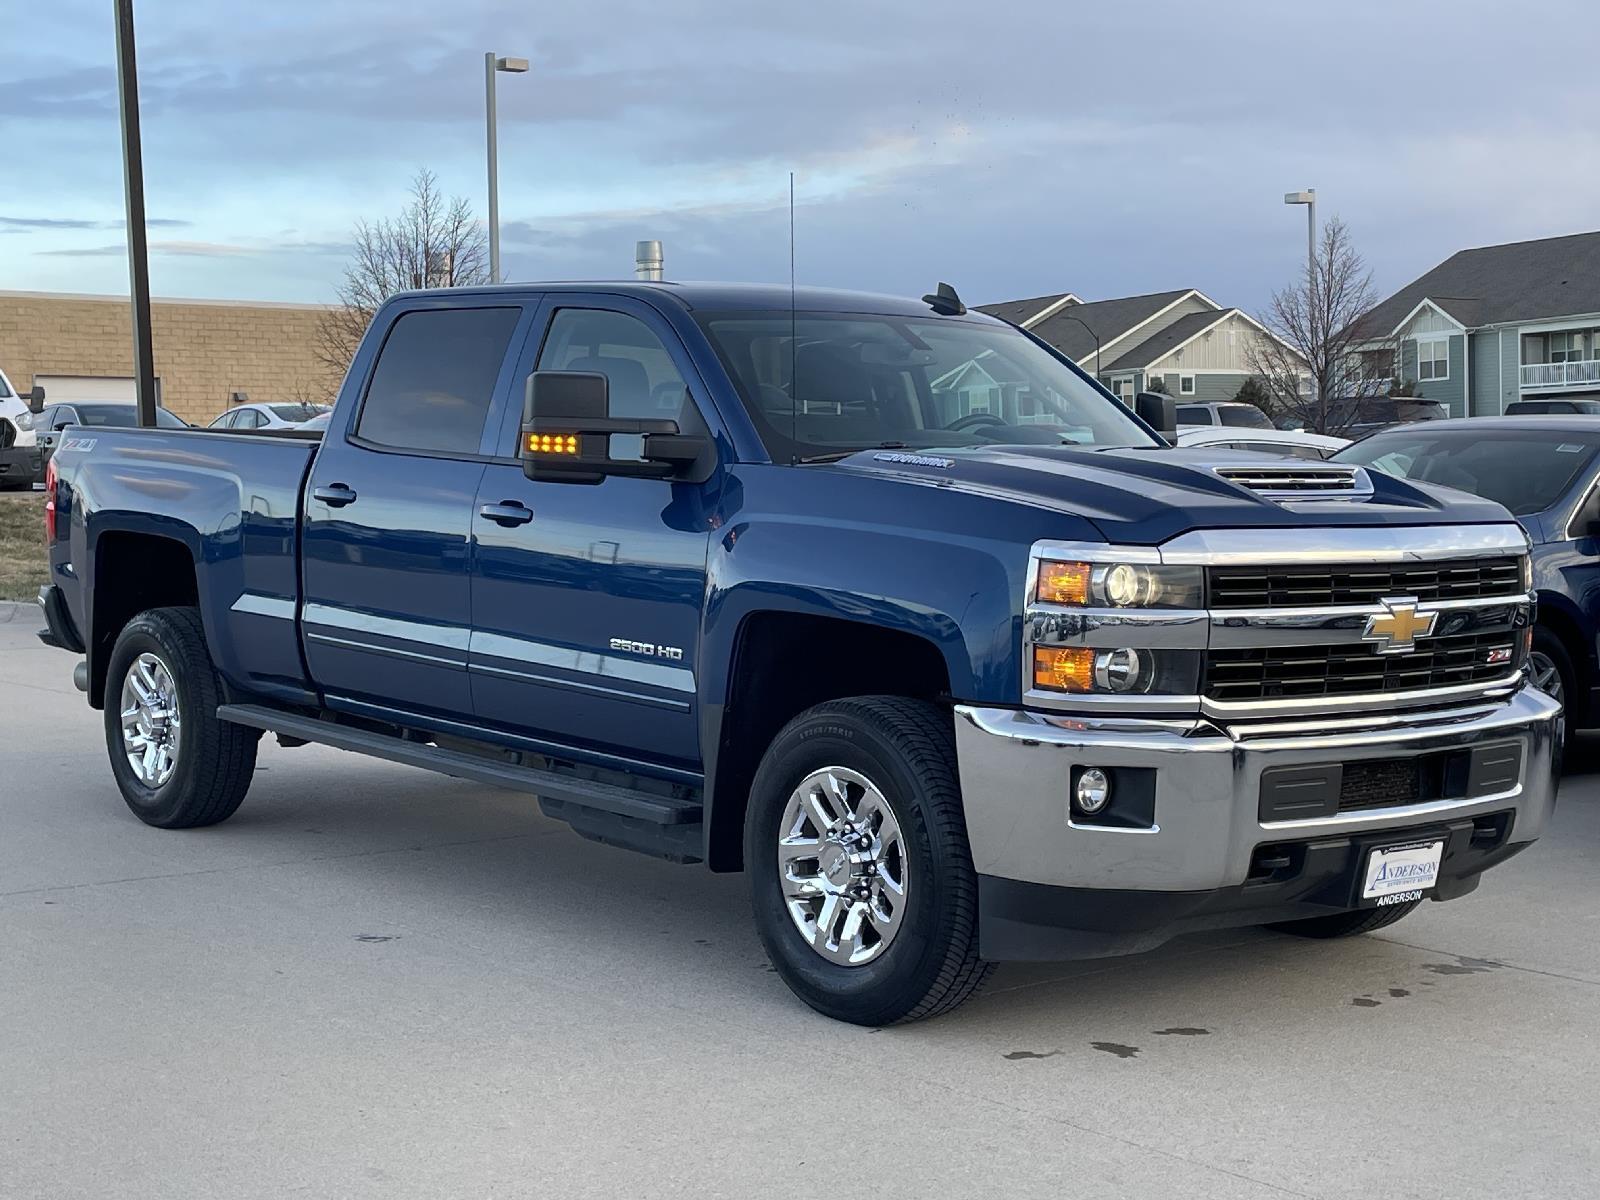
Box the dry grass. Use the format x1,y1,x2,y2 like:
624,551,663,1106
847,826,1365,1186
0,491,48,602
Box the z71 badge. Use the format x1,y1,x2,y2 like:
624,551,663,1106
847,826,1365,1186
609,638,684,661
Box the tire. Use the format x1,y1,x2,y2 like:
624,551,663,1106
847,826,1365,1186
1266,899,1421,939
103,606,258,828
745,696,994,1025
1529,626,1575,754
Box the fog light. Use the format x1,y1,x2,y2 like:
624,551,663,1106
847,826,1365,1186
1074,767,1112,816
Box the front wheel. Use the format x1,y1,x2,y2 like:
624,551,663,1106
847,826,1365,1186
745,696,994,1025
104,607,258,828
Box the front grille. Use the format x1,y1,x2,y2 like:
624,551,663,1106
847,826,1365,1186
0,419,13,450
1206,629,1520,702
1208,556,1523,609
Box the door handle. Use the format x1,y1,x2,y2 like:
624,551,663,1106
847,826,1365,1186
313,483,358,508
479,501,534,527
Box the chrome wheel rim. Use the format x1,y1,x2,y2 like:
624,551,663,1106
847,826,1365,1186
1530,651,1564,707
778,766,909,967
120,652,182,788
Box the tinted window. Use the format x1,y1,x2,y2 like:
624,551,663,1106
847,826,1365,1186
1336,429,1600,515
1176,405,1212,425
61,404,185,429
357,307,520,454
537,308,689,423
1218,404,1273,429
271,404,329,421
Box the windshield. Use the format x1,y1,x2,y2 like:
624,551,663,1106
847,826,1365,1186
68,405,187,429
1335,428,1600,515
696,312,1158,460
271,403,330,420
1219,404,1273,429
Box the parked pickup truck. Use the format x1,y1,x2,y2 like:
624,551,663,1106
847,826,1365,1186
34,281,1561,1025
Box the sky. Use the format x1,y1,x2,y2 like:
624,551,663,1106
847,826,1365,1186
4,0,1599,315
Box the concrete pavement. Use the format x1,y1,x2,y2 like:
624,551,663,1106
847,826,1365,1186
2,611,1597,1199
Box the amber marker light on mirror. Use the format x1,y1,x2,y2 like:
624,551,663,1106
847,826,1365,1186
1037,560,1091,605
1033,646,1095,692
526,433,579,455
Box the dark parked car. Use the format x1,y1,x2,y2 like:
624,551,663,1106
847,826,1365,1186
36,403,189,463
1336,417,1600,740
1504,398,1600,416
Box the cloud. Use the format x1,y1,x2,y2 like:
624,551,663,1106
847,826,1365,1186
1,215,191,230
38,239,261,258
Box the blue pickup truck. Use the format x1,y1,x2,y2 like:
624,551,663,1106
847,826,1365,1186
33,281,1561,1024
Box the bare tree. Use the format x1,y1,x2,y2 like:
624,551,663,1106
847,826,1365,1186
316,169,490,378
1249,217,1399,435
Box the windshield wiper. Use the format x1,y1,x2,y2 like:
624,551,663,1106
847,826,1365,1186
797,441,909,465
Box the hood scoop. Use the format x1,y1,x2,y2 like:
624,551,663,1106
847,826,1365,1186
1212,464,1373,502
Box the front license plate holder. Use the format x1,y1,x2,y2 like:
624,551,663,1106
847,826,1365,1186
1361,839,1444,906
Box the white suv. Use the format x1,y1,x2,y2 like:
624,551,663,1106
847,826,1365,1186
0,367,43,491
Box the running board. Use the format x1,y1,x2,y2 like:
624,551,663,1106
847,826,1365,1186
217,703,704,862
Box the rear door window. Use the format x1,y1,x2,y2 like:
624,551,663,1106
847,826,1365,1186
357,307,521,454
1176,405,1211,425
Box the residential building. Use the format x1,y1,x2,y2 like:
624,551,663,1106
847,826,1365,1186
1357,231,1600,417
977,287,1291,404
0,290,337,425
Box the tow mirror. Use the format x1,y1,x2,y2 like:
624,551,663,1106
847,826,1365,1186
520,370,712,484
1134,391,1177,443
25,385,45,414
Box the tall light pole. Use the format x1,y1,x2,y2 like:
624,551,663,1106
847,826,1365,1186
1284,188,1317,285
114,0,157,428
485,53,528,284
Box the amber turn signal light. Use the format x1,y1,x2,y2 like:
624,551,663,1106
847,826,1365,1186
1037,560,1091,605
526,432,579,455
1033,646,1094,692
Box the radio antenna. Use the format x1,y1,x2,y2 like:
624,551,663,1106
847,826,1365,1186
789,171,798,464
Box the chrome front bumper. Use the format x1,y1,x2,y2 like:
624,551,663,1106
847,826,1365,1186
954,684,1561,894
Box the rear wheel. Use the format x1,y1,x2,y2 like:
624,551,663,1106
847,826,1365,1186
104,607,258,828
1266,900,1421,939
745,696,993,1025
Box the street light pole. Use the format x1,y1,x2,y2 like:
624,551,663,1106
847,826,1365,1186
484,52,528,284
114,0,157,428
1283,188,1317,286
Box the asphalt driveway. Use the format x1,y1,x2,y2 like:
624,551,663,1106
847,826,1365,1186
1,608,1596,1198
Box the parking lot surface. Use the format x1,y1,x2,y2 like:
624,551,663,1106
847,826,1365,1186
2,610,1597,1199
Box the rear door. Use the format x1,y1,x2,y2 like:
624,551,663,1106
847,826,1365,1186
301,300,532,720
467,295,717,769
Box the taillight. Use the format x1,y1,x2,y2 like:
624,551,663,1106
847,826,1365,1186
43,458,57,544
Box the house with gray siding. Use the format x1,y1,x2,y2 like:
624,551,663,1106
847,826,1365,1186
1358,231,1600,417
977,287,1297,403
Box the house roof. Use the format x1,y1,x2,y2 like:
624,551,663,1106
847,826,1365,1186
974,292,1079,326
1103,309,1239,371
1025,289,1203,361
1361,231,1600,335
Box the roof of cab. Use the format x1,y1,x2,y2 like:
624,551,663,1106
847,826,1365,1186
393,280,1004,320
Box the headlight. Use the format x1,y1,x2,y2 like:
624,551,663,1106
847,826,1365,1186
1035,560,1202,609
13,411,33,432
1031,646,1200,695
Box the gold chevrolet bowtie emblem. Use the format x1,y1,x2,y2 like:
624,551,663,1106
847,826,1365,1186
1362,596,1438,655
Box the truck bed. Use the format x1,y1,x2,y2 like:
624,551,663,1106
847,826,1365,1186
49,426,320,707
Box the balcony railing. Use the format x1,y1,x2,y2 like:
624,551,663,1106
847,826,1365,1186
1521,359,1600,389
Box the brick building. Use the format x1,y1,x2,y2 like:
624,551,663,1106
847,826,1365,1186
0,290,339,425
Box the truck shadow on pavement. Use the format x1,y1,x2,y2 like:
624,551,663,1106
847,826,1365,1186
206,742,1565,1051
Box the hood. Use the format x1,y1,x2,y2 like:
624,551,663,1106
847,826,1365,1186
831,444,1516,545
